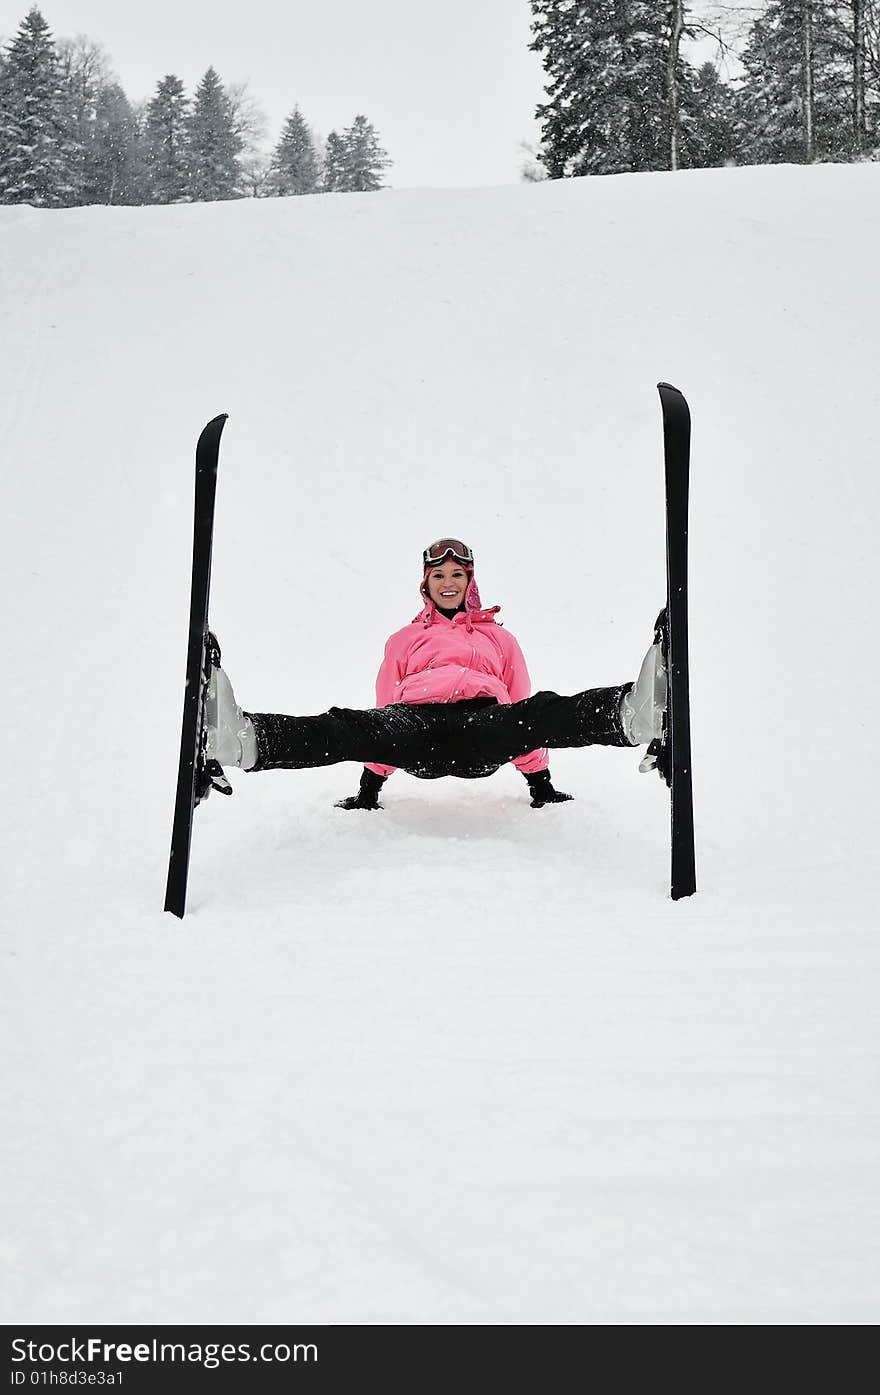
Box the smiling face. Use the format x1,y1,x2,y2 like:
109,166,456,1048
425,559,470,609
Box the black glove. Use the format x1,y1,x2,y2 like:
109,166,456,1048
523,768,573,809
335,768,387,811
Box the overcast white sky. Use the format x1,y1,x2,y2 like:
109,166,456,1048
1,0,548,187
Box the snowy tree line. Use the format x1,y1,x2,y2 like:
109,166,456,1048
529,1,880,178
0,7,390,208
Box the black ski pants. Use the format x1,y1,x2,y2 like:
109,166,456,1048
247,684,632,778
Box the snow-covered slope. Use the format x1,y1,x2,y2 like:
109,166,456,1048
1,166,878,1324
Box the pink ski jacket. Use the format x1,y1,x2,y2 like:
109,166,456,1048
365,568,548,780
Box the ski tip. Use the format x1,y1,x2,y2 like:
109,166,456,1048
657,382,691,427
198,412,229,443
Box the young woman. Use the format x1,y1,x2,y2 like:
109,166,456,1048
205,538,666,807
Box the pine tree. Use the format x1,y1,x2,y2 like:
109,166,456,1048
57,36,104,201
0,6,81,206
187,66,242,201
90,82,143,204
322,129,345,190
144,73,189,203
834,0,880,155
529,1,678,176
56,35,140,205
270,105,320,194
335,114,390,191
869,0,880,102
684,62,740,167
737,2,851,163
868,0,880,150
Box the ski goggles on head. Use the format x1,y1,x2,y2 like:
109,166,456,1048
423,538,474,569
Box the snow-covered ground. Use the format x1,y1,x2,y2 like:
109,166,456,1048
1,165,878,1324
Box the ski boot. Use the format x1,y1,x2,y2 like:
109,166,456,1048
200,635,258,792
620,610,669,778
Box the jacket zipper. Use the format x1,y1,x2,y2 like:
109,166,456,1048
444,645,477,704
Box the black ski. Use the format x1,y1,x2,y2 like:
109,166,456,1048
164,413,228,918
657,382,696,900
